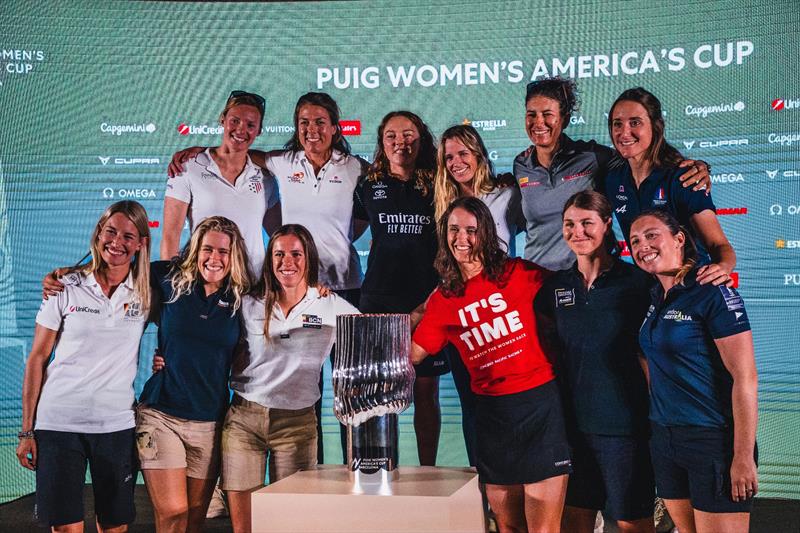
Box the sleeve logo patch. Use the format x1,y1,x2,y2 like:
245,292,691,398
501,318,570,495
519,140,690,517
719,286,744,311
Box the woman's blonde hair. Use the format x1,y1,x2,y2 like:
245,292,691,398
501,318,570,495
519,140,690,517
83,200,151,313
433,125,496,222
257,224,320,339
168,216,251,313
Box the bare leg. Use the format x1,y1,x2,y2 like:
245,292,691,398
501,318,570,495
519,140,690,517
413,375,441,466
485,483,527,533
143,468,189,533
662,498,696,533
617,516,655,533
186,476,217,533
96,520,129,533
523,474,568,532
561,505,596,533
227,490,253,533
694,509,750,533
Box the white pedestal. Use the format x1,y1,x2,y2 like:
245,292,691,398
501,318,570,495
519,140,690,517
251,465,485,533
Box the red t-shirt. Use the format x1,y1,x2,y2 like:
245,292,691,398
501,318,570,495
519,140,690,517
413,258,554,396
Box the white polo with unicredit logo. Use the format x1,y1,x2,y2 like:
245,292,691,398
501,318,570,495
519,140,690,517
165,148,280,277
34,272,146,433
265,149,366,290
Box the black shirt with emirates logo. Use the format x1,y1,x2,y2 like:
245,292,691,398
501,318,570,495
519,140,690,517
353,173,439,313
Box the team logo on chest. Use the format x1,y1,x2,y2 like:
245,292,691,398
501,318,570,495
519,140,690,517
288,171,305,184
248,175,263,194
652,187,667,206
554,288,575,307
302,314,322,329
123,302,143,321
663,309,693,321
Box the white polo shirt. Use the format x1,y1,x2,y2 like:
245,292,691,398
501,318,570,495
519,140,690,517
481,186,524,255
165,148,280,277
233,287,359,410
265,150,365,290
34,272,146,433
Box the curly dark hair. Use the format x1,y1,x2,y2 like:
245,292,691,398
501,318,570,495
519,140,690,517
435,196,508,297
525,76,580,123
367,110,436,195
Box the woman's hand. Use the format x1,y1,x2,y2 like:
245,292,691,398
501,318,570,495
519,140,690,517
677,159,712,192
696,262,732,286
16,437,37,470
41,267,74,299
316,284,331,297
152,350,165,373
730,453,758,502
167,146,205,177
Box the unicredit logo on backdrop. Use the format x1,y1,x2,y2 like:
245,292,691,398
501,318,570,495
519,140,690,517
685,101,745,118
340,120,361,135
177,123,224,136
100,122,156,135
771,98,799,111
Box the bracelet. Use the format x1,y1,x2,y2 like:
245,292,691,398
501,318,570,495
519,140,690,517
17,430,35,439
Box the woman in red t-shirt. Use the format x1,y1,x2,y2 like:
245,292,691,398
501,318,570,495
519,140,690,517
412,196,571,532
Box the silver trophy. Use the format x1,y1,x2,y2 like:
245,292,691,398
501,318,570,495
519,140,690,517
333,314,415,488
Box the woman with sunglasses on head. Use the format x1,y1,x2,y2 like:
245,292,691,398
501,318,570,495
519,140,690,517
433,124,525,466
162,90,279,278
606,87,735,286
18,201,151,533
629,209,757,533
514,77,710,272
353,110,450,467
412,196,571,533
137,216,251,533
534,191,655,533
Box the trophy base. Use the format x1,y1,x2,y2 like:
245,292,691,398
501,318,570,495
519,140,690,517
251,465,484,533
346,413,399,484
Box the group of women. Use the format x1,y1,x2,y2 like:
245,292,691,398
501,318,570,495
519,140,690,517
17,77,757,533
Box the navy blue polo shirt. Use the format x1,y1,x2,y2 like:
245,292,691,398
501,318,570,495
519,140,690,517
535,258,652,436
139,261,241,421
605,163,715,263
353,173,439,313
639,268,751,428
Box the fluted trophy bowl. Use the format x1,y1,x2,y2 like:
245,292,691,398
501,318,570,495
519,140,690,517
333,314,415,486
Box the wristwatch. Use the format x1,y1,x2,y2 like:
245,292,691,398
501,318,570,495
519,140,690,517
17,430,35,439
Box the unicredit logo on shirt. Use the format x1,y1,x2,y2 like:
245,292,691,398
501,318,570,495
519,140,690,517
69,305,100,314
340,120,361,135
771,98,799,111
685,101,745,117
100,122,157,135
177,123,224,136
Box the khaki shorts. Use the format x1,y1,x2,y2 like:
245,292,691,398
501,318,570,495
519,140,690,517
220,395,317,491
135,405,221,479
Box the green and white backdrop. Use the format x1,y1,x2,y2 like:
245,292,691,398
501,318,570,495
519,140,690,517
1,0,798,503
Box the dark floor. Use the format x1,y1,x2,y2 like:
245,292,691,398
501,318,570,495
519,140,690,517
0,485,797,532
